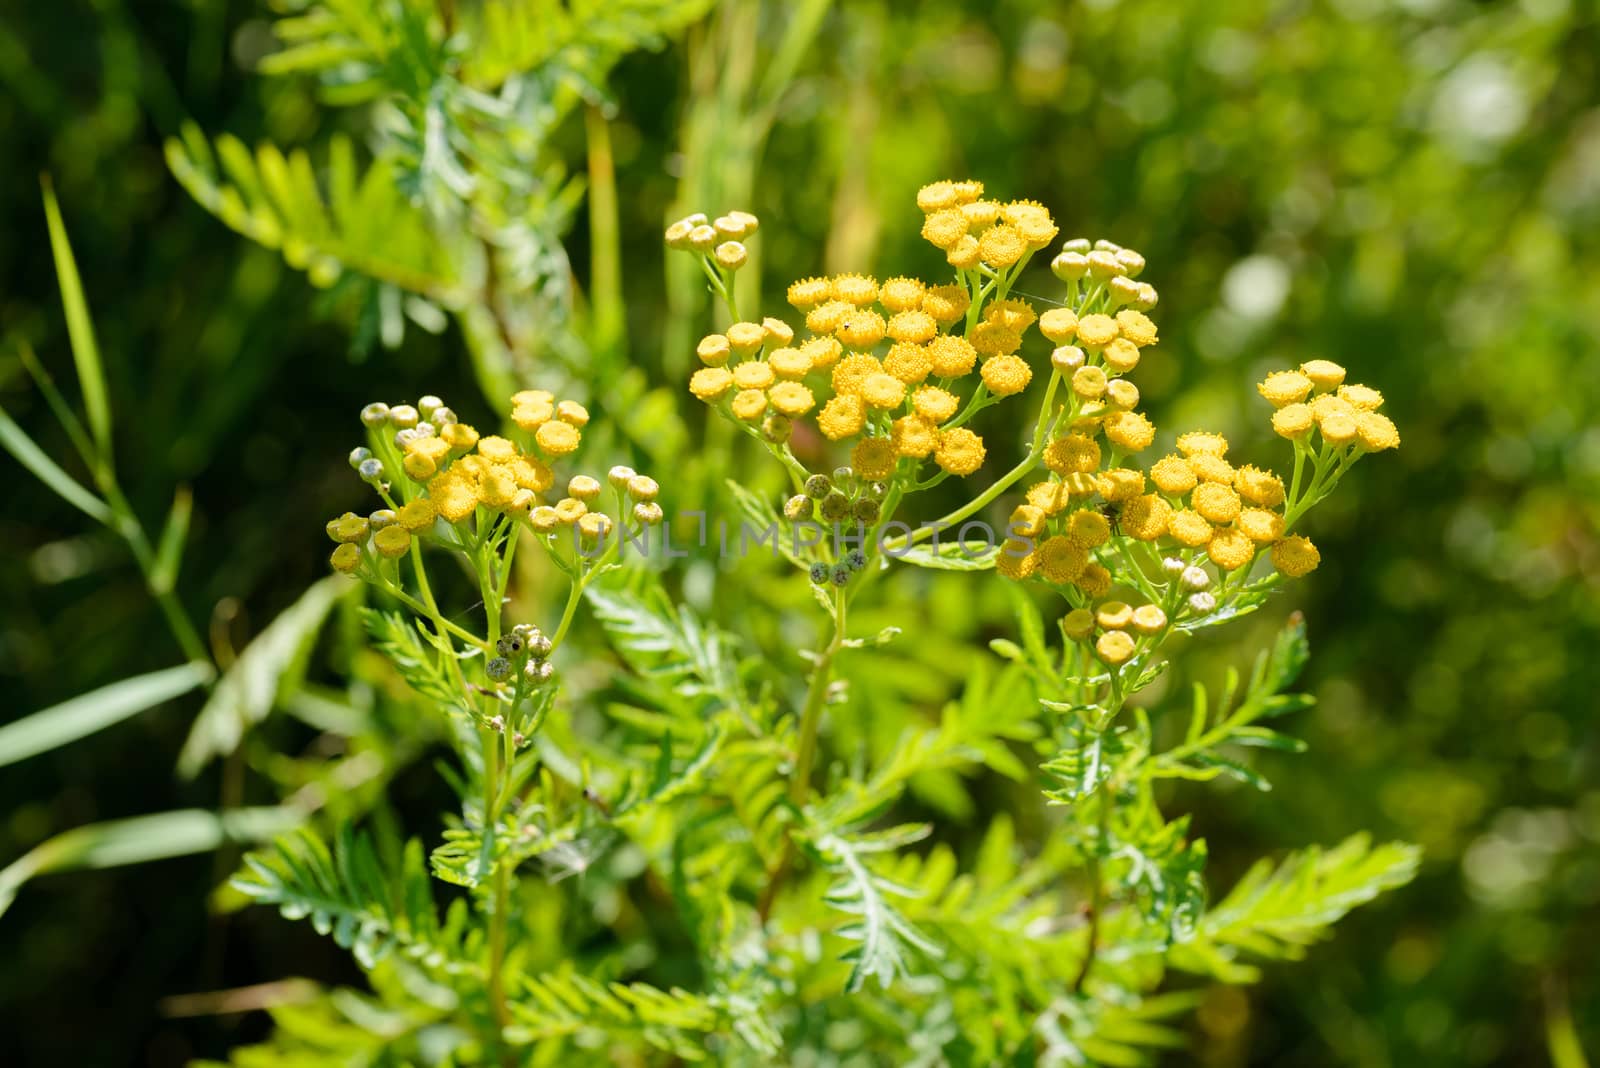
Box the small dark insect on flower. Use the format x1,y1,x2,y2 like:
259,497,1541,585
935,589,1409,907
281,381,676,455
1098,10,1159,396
1097,500,1123,537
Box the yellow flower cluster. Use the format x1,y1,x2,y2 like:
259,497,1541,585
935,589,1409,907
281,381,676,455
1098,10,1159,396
325,392,661,575
664,210,759,273
915,181,1059,270
1259,360,1400,454
1061,599,1169,664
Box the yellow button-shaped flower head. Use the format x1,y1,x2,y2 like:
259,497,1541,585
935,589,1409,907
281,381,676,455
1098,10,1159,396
981,354,1032,397
1272,535,1321,577
536,420,581,456
373,524,411,558
934,427,986,476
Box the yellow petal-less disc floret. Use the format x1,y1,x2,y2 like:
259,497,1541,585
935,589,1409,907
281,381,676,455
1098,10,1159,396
696,334,732,366
1103,338,1141,374
762,317,795,346
1039,308,1079,343
731,389,768,421
981,354,1033,397
1039,536,1089,583
1010,504,1047,539
478,435,517,463
1062,607,1095,639
927,335,978,378
1151,455,1197,495
1075,314,1119,349
962,199,1000,227
509,456,553,493
837,311,888,349
1258,370,1313,407
978,224,1028,268
430,472,479,523
1131,604,1168,634
1338,384,1385,410
326,512,370,543
1104,411,1156,451
995,541,1039,581
832,353,884,397
768,347,812,379
880,277,927,312
1027,479,1075,516
1120,494,1171,540
727,322,767,356
947,235,982,269
861,373,907,411
984,298,1038,332
1099,468,1146,502
536,420,581,456
1238,508,1285,543
1300,359,1347,389
884,342,933,384
1072,365,1108,400
374,525,411,558
1075,559,1113,601
330,542,361,572
1095,626,1136,664
1356,412,1401,451
1168,509,1214,547
690,366,734,401
806,300,852,335
1319,409,1359,445
442,422,480,452
1114,309,1158,347
921,209,969,250
971,322,1023,357
554,497,587,524
852,438,898,480
887,310,938,345
1192,482,1243,524
1207,528,1255,571
818,395,867,440
891,414,938,458
787,277,831,308
1096,600,1134,629
1190,452,1236,484
1069,510,1111,549
768,382,816,416
832,274,880,306
1272,403,1315,439
1272,535,1321,577
732,360,775,390
935,427,986,476
1234,465,1286,508
916,181,960,212
398,498,437,531
912,386,961,423
1175,431,1229,457
921,285,970,324
1045,434,1101,475
800,336,843,370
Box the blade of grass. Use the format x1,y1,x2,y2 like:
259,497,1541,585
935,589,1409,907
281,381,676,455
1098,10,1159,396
0,806,303,919
0,402,111,523
40,176,113,463
13,339,97,471
0,661,213,769
150,485,194,595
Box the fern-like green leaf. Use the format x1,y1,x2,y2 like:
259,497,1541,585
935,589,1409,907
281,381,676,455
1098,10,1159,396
506,968,762,1060
1170,833,1421,982
234,827,471,975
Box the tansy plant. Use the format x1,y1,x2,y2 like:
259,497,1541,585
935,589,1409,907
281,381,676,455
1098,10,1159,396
213,181,1416,1066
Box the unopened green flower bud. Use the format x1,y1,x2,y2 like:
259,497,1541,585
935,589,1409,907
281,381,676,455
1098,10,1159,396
1086,250,1124,279
784,494,814,521
715,241,748,270
819,492,850,522
1062,238,1092,254
852,498,881,523
803,474,832,499
390,404,419,429
369,509,396,530
486,657,512,682
417,395,443,420
1051,251,1087,281
843,549,867,571
527,634,553,659
1114,249,1145,278
809,561,831,584
358,458,386,484
688,225,718,253
831,564,852,587
664,218,695,248
762,413,792,443
349,446,372,469
608,465,637,488
633,501,665,526
360,402,391,427
1108,275,1142,306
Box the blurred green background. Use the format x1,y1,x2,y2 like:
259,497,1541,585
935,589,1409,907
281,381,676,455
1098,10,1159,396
2,0,1596,1065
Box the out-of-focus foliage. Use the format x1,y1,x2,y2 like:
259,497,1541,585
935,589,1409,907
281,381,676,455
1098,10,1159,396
0,0,1595,1065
